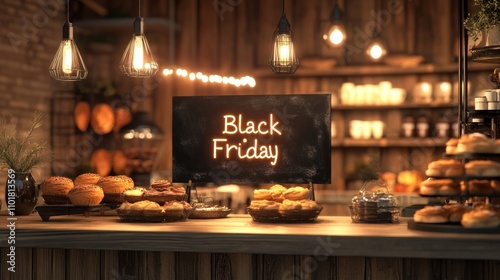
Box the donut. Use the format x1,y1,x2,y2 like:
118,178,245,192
283,186,310,200
461,209,500,228
443,204,469,223
413,206,449,223
68,184,104,206
419,178,459,196
425,159,464,177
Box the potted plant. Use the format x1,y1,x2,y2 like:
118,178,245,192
464,0,500,46
0,112,50,215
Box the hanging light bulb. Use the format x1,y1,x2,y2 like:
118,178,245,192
49,0,87,81
119,0,158,78
322,3,346,47
366,28,388,62
269,0,299,74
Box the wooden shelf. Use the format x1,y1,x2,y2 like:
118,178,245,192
331,137,448,148
332,103,457,111
252,63,493,78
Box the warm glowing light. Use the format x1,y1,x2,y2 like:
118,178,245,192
212,113,282,166
132,35,144,70
369,44,383,60
161,68,255,88
324,25,345,46
62,40,72,74
440,82,451,92
276,34,292,66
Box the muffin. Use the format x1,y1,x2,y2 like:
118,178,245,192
97,175,134,203
74,173,101,186
68,184,104,206
40,176,74,204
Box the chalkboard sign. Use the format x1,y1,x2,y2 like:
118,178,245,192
172,94,331,184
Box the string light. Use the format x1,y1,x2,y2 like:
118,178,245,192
162,68,256,88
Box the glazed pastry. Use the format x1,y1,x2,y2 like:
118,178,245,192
461,209,500,228
283,186,310,200
465,160,500,177
253,189,272,200
413,206,449,223
443,204,469,223
270,184,287,202
425,159,464,177
419,178,460,196
151,179,173,191
68,184,104,206
40,176,74,204
74,173,101,186
279,199,302,211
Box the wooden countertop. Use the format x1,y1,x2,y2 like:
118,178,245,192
1,213,500,260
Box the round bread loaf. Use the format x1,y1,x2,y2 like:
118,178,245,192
91,103,115,135
74,101,91,132
74,173,101,186
40,176,74,204
68,184,104,206
97,175,134,203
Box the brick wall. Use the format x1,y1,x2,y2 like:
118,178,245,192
0,0,71,208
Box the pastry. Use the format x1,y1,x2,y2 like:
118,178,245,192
122,187,146,203
249,200,281,210
279,199,303,211
300,199,321,210
253,189,272,200
270,184,287,201
283,186,310,200
74,101,91,132
461,209,500,228
97,175,134,203
113,106,132,133
163,200,192,217
142,201,164,217
91,103,115,135
425,159,464,177
151,179,173,191
67,184,104,206
90,149,113,177
490,180,500,194
74,173,101,186
468,179,495,195
445,138,459,154
456,133,494,153
40,176,74,204
112,150,131,175
419,178,459,196
465,160,500,177
443,204,469,223
413,206,449,223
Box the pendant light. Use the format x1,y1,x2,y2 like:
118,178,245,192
366,0,388,62
269,0,299,74
322,2,346,47
366,28,388,62
49,0,87,81
119,0,159,78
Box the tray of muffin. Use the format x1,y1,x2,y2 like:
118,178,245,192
246,185,323,223
36,173,132,221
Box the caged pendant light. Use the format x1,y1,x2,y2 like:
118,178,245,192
49,0,87,81
119,0,159,78
269,0,299,74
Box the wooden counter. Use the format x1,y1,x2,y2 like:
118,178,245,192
1,213,500,279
